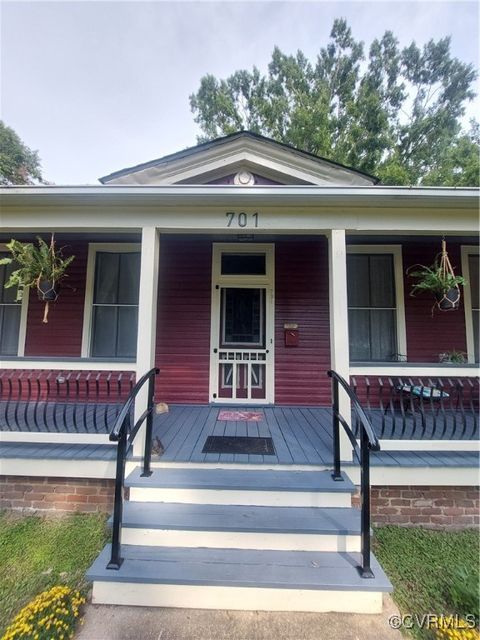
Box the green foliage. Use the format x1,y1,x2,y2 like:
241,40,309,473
190,19,479,185
438,349,468,364
445,565,480,624
0,512,109,636
407,261,466,296
373,527,480,639
0,237,75,301
0,121,43,185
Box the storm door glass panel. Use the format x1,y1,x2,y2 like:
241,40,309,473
347,253,397,361
220,288,265,347
469,255,479,362
91,252,140,358
0,253,22,355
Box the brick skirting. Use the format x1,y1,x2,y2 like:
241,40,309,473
353,486,479,529
0,476,115,513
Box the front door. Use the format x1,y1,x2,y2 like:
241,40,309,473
209,244,274,403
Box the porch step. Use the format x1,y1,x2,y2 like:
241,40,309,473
87,544,392,613
126,467,354,507
117,502,362,551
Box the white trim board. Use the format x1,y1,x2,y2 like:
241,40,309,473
0,432,111,445
349,365,479,376
0,457,116,478
377,439,479,452
0,360,135,371
346,464,479,487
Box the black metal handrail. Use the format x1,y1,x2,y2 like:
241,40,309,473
107,366,159,570
327,369,380,579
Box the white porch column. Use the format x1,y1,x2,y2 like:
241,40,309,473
328,230,352,461
133,227,160,456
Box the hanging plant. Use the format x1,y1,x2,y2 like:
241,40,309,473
0,234,75,323
407,239,466,314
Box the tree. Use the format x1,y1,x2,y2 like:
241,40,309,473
190,19,479,185
0,121,43,185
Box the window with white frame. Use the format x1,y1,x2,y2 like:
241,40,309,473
83,245,141,359
347,246,406,362
461,246,479,363
0,251,27,356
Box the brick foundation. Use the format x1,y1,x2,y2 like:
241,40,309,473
0,476,115,513
353,486,480,529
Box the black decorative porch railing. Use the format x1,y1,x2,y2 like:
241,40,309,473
0,369,135,433
350,376,479,441
328,369,379,579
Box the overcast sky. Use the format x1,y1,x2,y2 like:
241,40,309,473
1,0,478,185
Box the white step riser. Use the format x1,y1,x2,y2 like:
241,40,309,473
120,528,361,552
128,487,352,508
92,581,383,614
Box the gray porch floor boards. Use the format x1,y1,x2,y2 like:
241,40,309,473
154,406,334,466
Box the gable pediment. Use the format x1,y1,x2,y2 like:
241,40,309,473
99,132,377,186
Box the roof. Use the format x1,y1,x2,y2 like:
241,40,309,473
98,131,380,186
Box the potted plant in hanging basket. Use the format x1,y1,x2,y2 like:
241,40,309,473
407,240,466,313
0,235,75,323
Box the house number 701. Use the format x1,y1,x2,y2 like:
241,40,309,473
226,212,259,228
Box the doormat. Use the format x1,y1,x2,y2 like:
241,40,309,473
218,410,264,422
202,436,275,455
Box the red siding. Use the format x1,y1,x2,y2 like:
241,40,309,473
24,243,87,357
403,242,467,362
275,239,331,405
155,238,212,403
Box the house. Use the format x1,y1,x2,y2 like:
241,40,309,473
0,131,478,613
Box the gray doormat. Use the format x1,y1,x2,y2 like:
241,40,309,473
202,436,276,455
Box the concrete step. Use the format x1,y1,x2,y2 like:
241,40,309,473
88,545,392,613
116,502,362,552
126,467,355,507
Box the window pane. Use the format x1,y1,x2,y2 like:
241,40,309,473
91,306,117,357
0,257,19,304
0,306,21,355
94,253,120,304
347,255,370,307
118,253,141,305
469,255,479,310
349,309,371,361
370,310,396,360
116,307,138,358
221,254,266,276
221,288,264,346
370,255,395,308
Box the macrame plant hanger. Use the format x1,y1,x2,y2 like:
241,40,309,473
37,233,57,324
436,237,460,312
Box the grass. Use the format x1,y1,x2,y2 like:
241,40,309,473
374,526,480,639
0,511,109,636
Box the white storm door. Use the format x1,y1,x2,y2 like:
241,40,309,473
209,244,274,404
